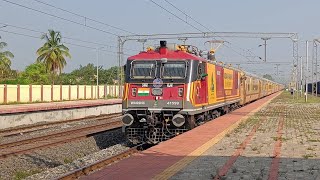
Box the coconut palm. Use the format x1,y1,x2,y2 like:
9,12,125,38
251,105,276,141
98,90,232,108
36,30,71,83
0,41,14,78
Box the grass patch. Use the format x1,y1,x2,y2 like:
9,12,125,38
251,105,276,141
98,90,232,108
271,136,289,141
14,169,41,180
63,157,73,164
307,147,315,151
273,91,320,104
308,139,320,142
302,154,314,159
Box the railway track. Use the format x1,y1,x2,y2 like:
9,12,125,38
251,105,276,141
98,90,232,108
57,144,144,180
0,115,123,159
0,113,121,137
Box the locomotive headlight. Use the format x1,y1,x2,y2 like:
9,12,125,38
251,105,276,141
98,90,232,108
172,114,185,127
122,114,134,126
132,88,137,96
178,88,184,97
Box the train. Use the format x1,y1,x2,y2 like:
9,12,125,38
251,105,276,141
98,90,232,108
121,41,284,144
307,82,320,95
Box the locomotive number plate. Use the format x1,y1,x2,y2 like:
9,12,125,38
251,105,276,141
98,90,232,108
167,101,180,106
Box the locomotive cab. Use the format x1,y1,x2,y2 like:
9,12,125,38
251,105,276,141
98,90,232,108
121,41,251,144
122,41,200,144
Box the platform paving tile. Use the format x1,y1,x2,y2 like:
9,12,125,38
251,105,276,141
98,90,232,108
84,93,280,180
171,92,320,180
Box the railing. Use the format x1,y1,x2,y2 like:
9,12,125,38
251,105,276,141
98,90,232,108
0,84,123,104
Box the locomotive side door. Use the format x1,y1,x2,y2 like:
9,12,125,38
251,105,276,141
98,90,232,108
195,61,208,105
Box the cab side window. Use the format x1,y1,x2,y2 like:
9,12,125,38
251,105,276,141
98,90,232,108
197,62,206,79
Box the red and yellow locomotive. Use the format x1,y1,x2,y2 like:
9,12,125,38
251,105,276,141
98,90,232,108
122,41,283,144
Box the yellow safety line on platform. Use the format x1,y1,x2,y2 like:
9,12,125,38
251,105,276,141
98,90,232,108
153,92,282,180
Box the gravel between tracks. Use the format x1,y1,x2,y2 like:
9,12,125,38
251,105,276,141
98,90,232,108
0,115,120,144
26,144,130,180
0,128,129,180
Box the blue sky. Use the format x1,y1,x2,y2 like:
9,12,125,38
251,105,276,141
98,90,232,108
0,0,319,84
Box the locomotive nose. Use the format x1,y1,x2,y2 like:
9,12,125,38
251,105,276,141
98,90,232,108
122,114,134,126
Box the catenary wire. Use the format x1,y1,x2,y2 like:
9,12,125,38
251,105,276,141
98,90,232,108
0,29,132,56
0,0,119,36
30,0,135,35
0,22,139,52
152,0,260,62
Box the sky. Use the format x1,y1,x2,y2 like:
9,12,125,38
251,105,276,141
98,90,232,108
0,0,319,84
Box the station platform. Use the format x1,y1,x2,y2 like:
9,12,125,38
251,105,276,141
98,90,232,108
0,99,121,115
0,99,122,129
83,93,282,180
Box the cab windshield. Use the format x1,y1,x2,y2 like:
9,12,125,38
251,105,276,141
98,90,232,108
161,62,186,79
130,61,156,79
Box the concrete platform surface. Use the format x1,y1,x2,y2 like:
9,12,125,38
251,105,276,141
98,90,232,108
0,99,121,115
83,93,280,180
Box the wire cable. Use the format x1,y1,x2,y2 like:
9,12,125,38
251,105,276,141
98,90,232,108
0,22,139,52
0,0,119,36
154,0,261,62
31,0,135,35
149,0,204,32
0,29,132,56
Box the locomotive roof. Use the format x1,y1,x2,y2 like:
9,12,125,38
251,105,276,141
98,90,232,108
127,49,205,61
127,47,282,86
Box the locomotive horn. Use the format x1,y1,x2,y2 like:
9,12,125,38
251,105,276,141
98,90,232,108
172,114,185,127
122,114,134,126
160,40,167,47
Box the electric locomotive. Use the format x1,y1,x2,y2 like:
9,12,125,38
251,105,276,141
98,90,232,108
121,41,242,144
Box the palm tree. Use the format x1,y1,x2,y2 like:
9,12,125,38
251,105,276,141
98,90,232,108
0,41,14,78
36,29,71,84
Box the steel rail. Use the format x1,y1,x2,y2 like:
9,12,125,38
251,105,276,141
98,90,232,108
0,118,123,158
57,145,143,180
0,113,121,137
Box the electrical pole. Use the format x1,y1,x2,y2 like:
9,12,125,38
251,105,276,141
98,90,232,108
137,39,147,51
300,56,303,97
275,64,280,76
306,41,309,102
178,38,188,45
261,38,271,62
96,48,99,99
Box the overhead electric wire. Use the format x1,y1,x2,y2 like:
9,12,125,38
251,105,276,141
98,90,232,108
163,0,209,32
152,0,260,62
0,29,132,56
31,0,135,35
149,0,203,32
0,22,139,52
162,0,259,62
0,0,119,36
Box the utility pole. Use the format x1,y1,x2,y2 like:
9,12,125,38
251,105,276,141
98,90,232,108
137,39,147,51
178,38,188,45
261,38,271,62
275,64,280,76
96,48,99,99
306,41,309,102
300,56,303,97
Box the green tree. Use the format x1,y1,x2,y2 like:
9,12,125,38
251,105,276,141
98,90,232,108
36,29,71,84
18,62,50,84
0,41,14,78
263,74,274,81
